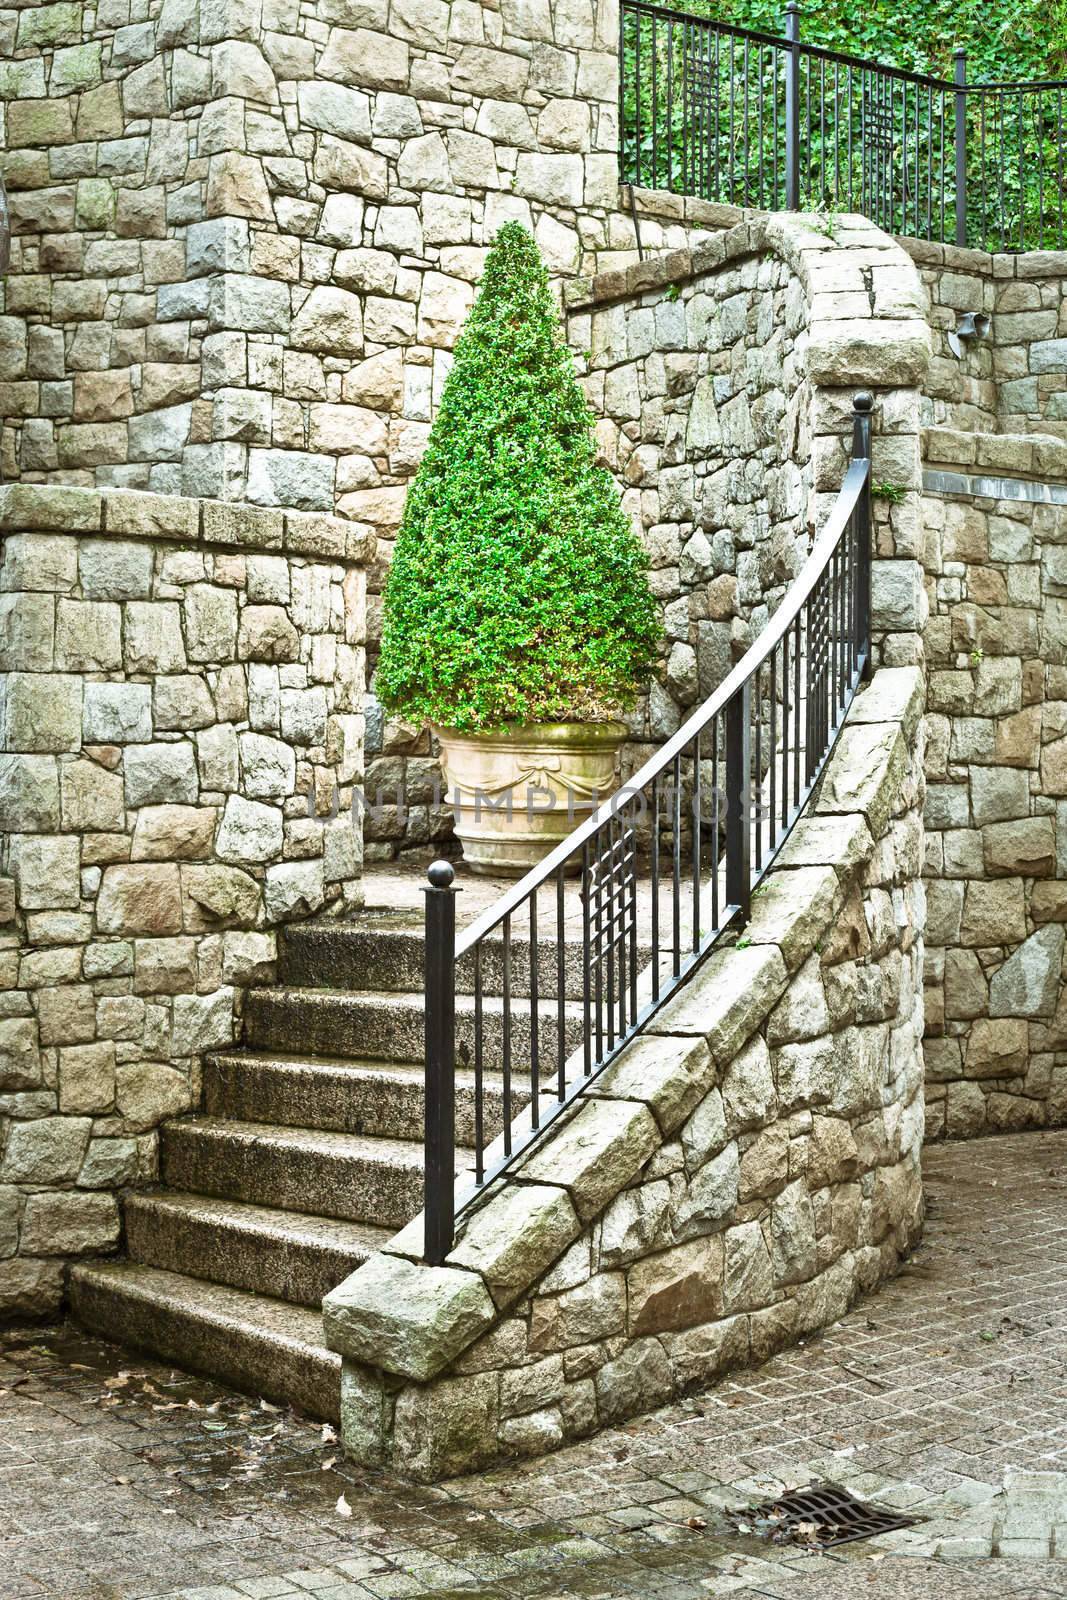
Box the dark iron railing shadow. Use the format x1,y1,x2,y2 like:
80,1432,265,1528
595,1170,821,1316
419,392,874,1264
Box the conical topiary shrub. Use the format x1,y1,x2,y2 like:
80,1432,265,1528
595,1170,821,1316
376,223,660,734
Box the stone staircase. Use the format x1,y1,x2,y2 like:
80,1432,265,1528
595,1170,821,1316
69,909,586,1421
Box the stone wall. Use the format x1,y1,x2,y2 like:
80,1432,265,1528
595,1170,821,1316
0,482,370,1317
902,240,1067,439
323,665,927,1480
921,438,1067,1138
0,0,744,860
0,0,714,511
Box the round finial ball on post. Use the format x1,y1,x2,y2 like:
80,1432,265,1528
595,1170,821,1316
853,391,874,414
427,860,455,889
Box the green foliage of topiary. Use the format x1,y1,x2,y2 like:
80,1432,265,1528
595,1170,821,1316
376,223,661,734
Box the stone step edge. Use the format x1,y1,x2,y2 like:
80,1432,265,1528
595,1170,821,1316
69,1260,341,1421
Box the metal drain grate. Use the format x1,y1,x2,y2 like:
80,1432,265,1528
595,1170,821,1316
733,1482,918,1548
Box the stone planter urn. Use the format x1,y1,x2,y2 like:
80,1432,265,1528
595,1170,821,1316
435,722,627,876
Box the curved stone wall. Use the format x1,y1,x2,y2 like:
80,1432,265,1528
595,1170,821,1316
324,664,927,1480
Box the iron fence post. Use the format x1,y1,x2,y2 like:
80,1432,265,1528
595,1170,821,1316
725,683,751,923
852,391,874,677
423,860,457,1265
954,49,967,247
784,1,801,210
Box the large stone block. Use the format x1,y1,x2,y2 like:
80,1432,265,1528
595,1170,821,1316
216,794,283,864
722,1218,775,1312
626,1236,723,1335
170,989,235,1056
131,805,216,860
983,817,1056,878
323,1253,496,1381
124,742,198,807
815,722,907,839
124,602,186,673
115,1062,190,1129
61,760,124,832
391,1370,499,1482
182,863,260,929
11,834,80,910
290,286,364,356
0,755,60,832
0,1016,41,1092
590,1033,714,1136
960,878,1027,947
594,1335,672,1424
989,927,1065,1019
20,1191,119,1255
1,673,81,752
264,859,325,920
528,1272,625,1351
97,864,183,935
0,592,55,672
0,1117,92,1184
0,1257,65,1318
521,1098,659,1222
83,682,152,745
184,585,238,662
650,945,788,1062
964,1018,1028,1079
59,1041,116,1114
441,1182,580,1308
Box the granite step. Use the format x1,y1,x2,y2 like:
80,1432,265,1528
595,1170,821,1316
124,1190,386,1307
161,1117,428,1229
280,916,602,1000
204,1051,525,1145
242,986,587,1069
69,1260,340,1421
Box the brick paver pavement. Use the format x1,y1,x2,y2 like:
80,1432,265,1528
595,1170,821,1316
2,1129,1066,1600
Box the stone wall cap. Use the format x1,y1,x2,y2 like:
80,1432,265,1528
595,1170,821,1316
520,1097,660,1222
587,1033,715,1136
814,721,908,839
846,665,925,740
744,864,843,974
0,483,103,533
774,812,875,876
322,1252,496,1382
649,942,789,1062
1013,250,1067,278
807,318,931,387
0,485,376,564
446,1182,580,1308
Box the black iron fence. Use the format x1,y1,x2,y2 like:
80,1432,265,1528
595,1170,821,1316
619,0,1067,252
420,394,874,1264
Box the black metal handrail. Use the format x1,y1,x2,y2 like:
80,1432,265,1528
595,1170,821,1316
619,0,1067,251
419,394,874,1264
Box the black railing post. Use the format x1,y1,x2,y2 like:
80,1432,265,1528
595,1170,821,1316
784,1,801,210
954,49,968,246
423,860,457,1265
725,683,751,924
852,391,874,677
